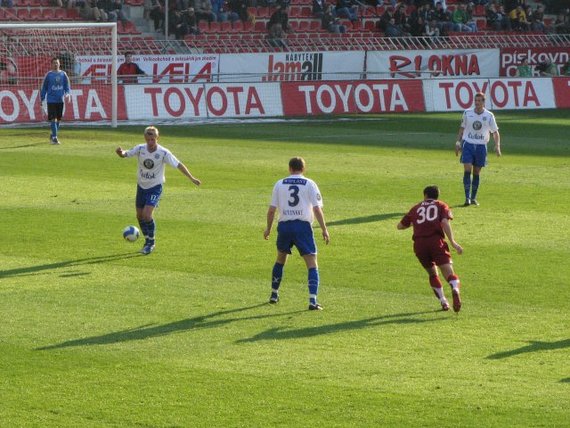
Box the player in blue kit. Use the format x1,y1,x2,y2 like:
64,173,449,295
264,157,330,310
116,126,202,255
40,57,71,145
455,92,501,206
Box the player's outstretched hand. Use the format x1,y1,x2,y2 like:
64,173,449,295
455,141,462,157
64,93,71,103
115,147,125,157
263,229,271,240
452,241,463,255
191,177,201,186
322,229,330,245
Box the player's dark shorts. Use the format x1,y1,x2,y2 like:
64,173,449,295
136,184,163,209
276,220,316,256
47,102,64,121
460,141,487,168
413,236,452,269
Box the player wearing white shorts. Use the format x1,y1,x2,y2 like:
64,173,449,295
264,157,330,310
455,92,501,206
116,126,201,254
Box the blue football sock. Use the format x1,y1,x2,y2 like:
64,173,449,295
138,219,148,239
147,219,155,244
50,121,57,137
471,174,480,200
463,171,471,200
271,263,284,293
308,267,319,305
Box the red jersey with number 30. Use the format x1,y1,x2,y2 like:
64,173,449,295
400,199,453,240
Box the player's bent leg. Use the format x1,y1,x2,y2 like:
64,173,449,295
441,264,461,312
426,267,449,311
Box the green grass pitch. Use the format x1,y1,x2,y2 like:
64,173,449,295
0,110,568,427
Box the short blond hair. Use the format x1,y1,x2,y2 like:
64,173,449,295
144,126,159,137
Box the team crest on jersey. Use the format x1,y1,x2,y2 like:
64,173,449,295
473,121,482,130
316,193,322,201
143,159,155,169
154,154,160,159
55,75,61,83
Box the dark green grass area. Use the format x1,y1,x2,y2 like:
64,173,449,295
1,111,569,427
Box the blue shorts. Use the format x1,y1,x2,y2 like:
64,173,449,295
136,184,163,208
460,141,487,168
276,220,317,256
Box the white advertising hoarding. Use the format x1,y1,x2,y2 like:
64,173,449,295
367,49,500,79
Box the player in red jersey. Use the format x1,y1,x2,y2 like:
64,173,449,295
397,186,463,312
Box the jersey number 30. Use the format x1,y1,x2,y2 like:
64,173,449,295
417,205,438,224
288,185,300,207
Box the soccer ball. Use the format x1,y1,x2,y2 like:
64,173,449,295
122,225,140,242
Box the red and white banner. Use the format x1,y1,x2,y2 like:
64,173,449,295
423,78,555,111
218,52,364,82
552,77,570,109
366,49,500,79
500,47,570,77
0,85,127,124
281,80,424,115
77,54,219,83
123,83,283,119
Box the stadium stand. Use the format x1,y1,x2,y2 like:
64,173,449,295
0,0,569,53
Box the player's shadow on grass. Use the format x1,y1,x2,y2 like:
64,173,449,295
486,339,570,360
0,142,46,150
0,252,142,279
327,213,404,227
237,310,445,343
36,304,305,350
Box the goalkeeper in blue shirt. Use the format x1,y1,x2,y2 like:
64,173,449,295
40,57,71,145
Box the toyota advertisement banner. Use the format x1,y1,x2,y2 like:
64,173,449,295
280,80,424,115
218,52,365,82
423,78,556,111
123,83,283,120
366,49,500,79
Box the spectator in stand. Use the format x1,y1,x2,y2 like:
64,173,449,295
267,4,290,49
118,52,146,83
486,2,510,31
410,15,426,36
433,1,453,34
509,5,530,31
394,3,411,33
451,2,474,32
312,0,326,19
552,10,570,34
465,2,478,31
0,0,15,7
515,56,532,77
79,0,107,21
149,0,165,31
425,18,441,45
228,0,248,22
322,3,346,32
169,9,188,38
385,16,406,36
378,6,394,32
536,60,559,76
184,7,201,34
530,4,546,32
335,0,358,23
211,0,239,22
432,0,446,11
194,0,216,22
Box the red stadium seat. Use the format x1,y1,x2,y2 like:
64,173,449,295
54,8,67,20
29,8,42,20
254,21,266,32
16,8,30,20
256,7,269,18
41,8,55,19
309,20,321,32
198,21,209,32
220,21,232,31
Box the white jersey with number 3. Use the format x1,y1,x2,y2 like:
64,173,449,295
460,108,499,145
125,143,180,189
271,174,323,223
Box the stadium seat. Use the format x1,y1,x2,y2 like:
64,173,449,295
256,7,269,18
16,8,30,20
254,21,267,32
232,20,243,32
300,6,312,17
289,6,301,18
198,21,209,32
41,8,55,19
309,20,321,32
54,8,67,20
29,8,42,20
220,21,232,31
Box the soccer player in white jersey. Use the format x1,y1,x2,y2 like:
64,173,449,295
455,92,501,206
116,126,201,255
263,157,330,310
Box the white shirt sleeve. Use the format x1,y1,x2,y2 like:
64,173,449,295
309,180,324,208
125,145,142,158
270,181,279,207
488,113,499,133
163,149,180,168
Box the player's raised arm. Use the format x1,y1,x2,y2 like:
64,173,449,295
115,147,126,158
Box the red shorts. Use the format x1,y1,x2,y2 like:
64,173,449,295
413,236,452,269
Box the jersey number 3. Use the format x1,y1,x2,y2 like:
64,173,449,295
417,205,438,224
288,185,300,207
